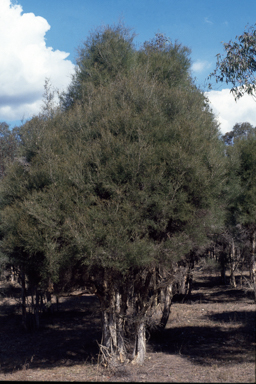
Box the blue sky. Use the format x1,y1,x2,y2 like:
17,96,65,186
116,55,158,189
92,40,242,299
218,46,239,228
2,0,256,133
17,0,256,88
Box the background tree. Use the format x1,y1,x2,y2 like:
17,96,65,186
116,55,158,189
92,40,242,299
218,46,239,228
0,122,19,179
0,122,20,285
0,86,64,328
222,122,256,146
220,123,256,297
209,25,256,292
235,135,256,300
209,24,256,100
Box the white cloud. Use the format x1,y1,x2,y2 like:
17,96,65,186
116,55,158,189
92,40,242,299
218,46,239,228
0,0,75,122
205,89,256,134
191,60,211,73
204,17,213,25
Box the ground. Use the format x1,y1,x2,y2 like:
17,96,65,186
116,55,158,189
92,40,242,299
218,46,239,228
0,271,255,382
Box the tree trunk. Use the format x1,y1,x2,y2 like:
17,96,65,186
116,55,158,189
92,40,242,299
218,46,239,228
10,265,14,282
115,292,126,361
46,291,52,313
21,270,27,329
251,231,256,302
100,291,126,365
158,284,172,330
34,289,40,329
153,267,158,306
230,238,237,288
132,320,146,365
220,251,227,285
102,309,115,350
181,270,187,295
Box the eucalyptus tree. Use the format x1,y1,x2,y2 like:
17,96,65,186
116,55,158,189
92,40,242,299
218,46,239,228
209,24,256,99
0,25,226,362
222,122,256,146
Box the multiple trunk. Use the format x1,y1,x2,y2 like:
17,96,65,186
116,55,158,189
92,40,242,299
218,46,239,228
96,267,175,365
19,271,55,330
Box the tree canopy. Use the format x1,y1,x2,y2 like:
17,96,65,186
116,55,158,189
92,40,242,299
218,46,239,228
0,24,227,364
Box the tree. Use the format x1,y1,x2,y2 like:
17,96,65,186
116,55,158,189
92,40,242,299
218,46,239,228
0,25,226,363
235,136,256,300
222,122,256,146
221,123,256,298
0,122,20,286
0,122,19,179
0,88,64,329
209,24,256,100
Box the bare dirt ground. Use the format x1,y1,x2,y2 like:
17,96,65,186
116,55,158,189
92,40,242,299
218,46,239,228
0,272,255,382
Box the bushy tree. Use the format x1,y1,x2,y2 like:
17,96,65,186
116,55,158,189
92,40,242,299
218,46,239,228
0,122,19,179
235,135,256,298
221,123,256,296
0,25,226,362
0,122,20,283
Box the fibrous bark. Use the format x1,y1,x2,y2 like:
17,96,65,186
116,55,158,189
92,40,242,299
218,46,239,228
132,320,146,365
100,290,127,365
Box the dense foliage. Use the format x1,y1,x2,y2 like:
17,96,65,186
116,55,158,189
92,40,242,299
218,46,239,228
0,24,234,364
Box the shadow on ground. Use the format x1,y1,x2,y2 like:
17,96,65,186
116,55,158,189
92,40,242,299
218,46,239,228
149,276,256,366
0,275,255,374
0,294,102,374
183,273,255,304
149,309,255,366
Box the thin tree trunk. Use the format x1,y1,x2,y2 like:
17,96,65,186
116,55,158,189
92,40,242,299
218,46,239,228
220,251,227,285
46,291,52,313
251,231,256,302
230,238,237,288
115,292,126,362
10,265,14,282
158,284,172,330
153,267,158,306
35,289,40,329
181,269,188,295
21,270,27,329
102,309,113,350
